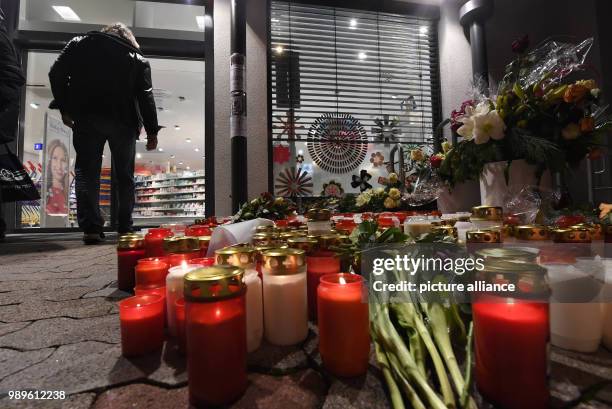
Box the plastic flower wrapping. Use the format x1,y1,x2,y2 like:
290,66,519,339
438,36,612,187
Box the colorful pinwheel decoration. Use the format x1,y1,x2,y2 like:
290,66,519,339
372,115,400,146
321,180,344,198
351,170,373,192
275,167,313,197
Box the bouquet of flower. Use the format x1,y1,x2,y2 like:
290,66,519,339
232,192,296,222
355,185,403,211
438,36,612,186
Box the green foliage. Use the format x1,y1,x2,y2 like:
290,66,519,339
232,192,295,222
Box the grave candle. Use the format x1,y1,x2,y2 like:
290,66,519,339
184,266,247,407
188,257,215,267
175,297,186,354
317,273,369,377
135,259,169,289
164,237,201,266
119,294,164,357
144,228,173,257
306,251,341,321
117,234,145,292
166,262,202,336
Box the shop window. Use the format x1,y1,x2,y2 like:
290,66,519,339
270,1,440,199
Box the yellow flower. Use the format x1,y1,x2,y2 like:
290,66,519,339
274,197,285,205
410,149,425,162
576,79,596,90
564,84,589,103
599,203,612,219
384,197,398,209
441,141,452,153
388,173,398,184
561,123,581,140
389,188,401,200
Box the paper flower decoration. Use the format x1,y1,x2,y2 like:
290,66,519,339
321,180,344,198
273,144,291,164
370,152,385,167
351,170,373,192
372,115,400,145
275,167,313,197
274,110,304,139
296,154,305,164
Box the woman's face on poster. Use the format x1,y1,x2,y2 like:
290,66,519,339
50,145,67,183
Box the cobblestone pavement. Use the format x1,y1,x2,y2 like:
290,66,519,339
0,234,610,409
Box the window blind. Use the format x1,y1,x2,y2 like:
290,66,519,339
270,1,440,144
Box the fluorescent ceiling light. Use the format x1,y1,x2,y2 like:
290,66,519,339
52,6,81,22
196,15,205,31
349,19,357,29
358,52,367,60
185,138,192,143
30,103,39,109
420,26,429,34
136,153,142,159
158,148,164,152
275,45,284,54
194,148,200,152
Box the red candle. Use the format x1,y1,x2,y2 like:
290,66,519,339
135,286,167,327
135,260,169,289
117,235,145,292
189,257,216,267
138,256,169,266
335,219,357,235
197,236,211,257
306,251,340,320
185,266,247,406
185,225,212,237
144,228,173,257
119,294,165,357
317,273,369,377
167,252,200,267
473,294,549,409
175,297,186,354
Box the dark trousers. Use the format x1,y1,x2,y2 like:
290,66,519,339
73,115,137,234
0,85,21,235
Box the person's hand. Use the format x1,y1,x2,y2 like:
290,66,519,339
61,113,74,128
146,134,158,151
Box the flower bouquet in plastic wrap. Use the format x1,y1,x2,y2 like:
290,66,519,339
438,36,612,188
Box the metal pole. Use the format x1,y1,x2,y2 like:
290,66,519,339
230,0,248,213
459,0,493,89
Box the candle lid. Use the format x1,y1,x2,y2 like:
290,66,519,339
184,266,245,302
215,245,257,268
306,208,331,221
163,236,200,253
475,247,539,262
431,225,458,239
471,205,503,221
551,227,591,243
279,231,307,240
145,228,173,238
256,225,277,233
571,223,602,240
117,234,145,249
252,232,282,246
261,248,306,275
465,229,502,243
309,234,346,249
194,218,207,225
198,236,211,248
286,236,318,252
478,258,549,298
515,225,550,241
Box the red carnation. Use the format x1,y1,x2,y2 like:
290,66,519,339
430,155,443,169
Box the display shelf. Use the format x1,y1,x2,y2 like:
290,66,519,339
135,198,205,204
135,183,205,191
136,190,206,198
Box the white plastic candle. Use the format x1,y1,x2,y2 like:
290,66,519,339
261,248,308,346
166,262,202,336
215,246,263,352
603,259,612,349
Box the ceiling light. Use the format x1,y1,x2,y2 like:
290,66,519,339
420,26,429,35
170,155,176,159
271,18,279,23
185,138,192,143
29,102,39,109
194,148,200,152
186,166,190,170
136,153,142,159
392,95,397,99
52,6,81,21
298,149,304,155
196,15,205,31
174,125,181,131
349,19,357,29
158,148,164,152
102,154,105,158
275,45,284,54
179,161,184,165
358,52,367,60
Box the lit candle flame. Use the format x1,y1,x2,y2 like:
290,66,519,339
181,260,188,270
339,276,347,285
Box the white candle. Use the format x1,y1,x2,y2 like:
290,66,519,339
603,258,612,350
262,248,308,346
244,269,263,352
166,262,202,336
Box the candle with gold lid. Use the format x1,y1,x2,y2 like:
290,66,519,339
261,248,308,345
306,208,333,235
144,228,173,257
251,232,282,247
475,247,539,263
197,236,211,257
184,266,247,407
256,225,277,233
164,236,201,266
286,236,319,254
466,229,502,253
117,234,145,292
515,225,550,241
216,245,263,352
431,225,458,240
471,206,503,230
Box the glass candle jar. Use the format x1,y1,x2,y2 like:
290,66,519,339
470,205,503,230
119,294,165,357
185,224,212,237
216,245,263,353
306,251,341,321
431,225,458,240
184,266,247,407
261,248,308,346
306,208,332,235
544,227,592,263
286,236,318,254
166,263,203,336
134,286,167,326
466,229,502,253
161,223,186,235
197,236,212,257
404,216,433,237
135,259,169,289
473,258,549,409
175,297,186,354
164,236,201,266
318,273,369,377
144,228,173,258
251,232,282,247
189,257,216,267
117,234,145,292
334,218,357,235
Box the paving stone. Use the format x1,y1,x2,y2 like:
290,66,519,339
0,393,96,409
92,383,187,409
69,272,117,291
232,369,327,409
322,371,391,409
0,278,80,293
0,298,116,323
0,347,55,380
0,315,120,350
247,339,309,375
82,286,130,300
0,270,93,282
0,321,30,337
0,287,92,307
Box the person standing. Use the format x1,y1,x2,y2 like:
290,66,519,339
49,23,161,244
0,7,25,241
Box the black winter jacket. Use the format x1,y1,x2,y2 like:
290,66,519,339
49,31,160,136
0,9,24,143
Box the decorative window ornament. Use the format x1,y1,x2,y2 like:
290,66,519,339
370,152,385,167
372,115,400,146
296,154,305,164
321,180,345,198
351,170,373,192
273,144,291,164
275,167,313,197
274,109,304,139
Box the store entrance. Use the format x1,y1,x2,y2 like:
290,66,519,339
19,51,205,230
